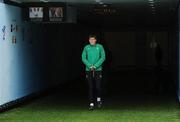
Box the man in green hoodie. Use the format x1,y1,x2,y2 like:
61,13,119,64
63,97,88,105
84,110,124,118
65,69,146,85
82,35,106,110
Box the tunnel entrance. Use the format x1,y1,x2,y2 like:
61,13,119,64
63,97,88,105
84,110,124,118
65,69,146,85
0,0,180,111
25,0,179,98
63,0,179,98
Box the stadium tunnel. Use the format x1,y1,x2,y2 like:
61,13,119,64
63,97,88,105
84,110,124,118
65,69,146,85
0,0,180,112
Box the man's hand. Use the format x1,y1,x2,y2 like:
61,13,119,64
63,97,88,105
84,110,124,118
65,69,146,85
90,65,96,71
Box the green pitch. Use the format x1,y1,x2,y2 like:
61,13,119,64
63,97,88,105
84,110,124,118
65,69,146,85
0,92,180,122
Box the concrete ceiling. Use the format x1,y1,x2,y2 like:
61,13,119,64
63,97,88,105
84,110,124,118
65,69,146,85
11,0,179,6
10,0,179,4
10,0,180,27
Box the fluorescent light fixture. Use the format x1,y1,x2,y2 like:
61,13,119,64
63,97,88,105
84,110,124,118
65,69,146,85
148,0,155,6
95,0,103,2
149,1,154,3
40,0,49,2
149,1,154,4
95,0,105,5
9,0,21,3
149,2,154,4
103,4,108,7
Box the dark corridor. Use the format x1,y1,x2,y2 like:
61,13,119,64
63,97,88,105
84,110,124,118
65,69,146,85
0,0,180,121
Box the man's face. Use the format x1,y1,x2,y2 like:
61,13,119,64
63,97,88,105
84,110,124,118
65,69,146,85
89,37,97,45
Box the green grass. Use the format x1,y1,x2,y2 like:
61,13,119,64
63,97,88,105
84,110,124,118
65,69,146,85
0,93,180,122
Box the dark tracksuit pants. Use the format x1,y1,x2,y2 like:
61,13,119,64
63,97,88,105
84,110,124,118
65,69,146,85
86,71,102,103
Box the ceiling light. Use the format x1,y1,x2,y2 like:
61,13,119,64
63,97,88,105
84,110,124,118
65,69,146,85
148,0,154,4
149,1,154,4
103,4,108,7
9,0,21,3
40,0,49,2
95,0,103,2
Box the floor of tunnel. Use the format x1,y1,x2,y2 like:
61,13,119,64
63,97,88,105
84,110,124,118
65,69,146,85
0,71,179,122
0,90,179,122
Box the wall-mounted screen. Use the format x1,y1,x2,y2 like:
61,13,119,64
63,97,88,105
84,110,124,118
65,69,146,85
29,7,43,21
49,7,64,21
23,3,76,23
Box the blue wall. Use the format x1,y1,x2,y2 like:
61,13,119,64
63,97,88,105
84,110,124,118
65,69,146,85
0,3,54,105
178,5,180,102
0,2,85,106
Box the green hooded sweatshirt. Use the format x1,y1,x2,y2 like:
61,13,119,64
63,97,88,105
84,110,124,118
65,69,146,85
82,43,106,71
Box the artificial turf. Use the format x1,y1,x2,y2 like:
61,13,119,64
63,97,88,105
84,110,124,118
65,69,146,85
0,71,180,122
0,91,180,122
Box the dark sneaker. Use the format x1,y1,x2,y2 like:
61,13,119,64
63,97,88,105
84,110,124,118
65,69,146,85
97,101,102,108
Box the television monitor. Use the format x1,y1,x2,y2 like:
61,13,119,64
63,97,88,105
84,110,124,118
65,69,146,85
29,7,43,21
49,7,64,22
